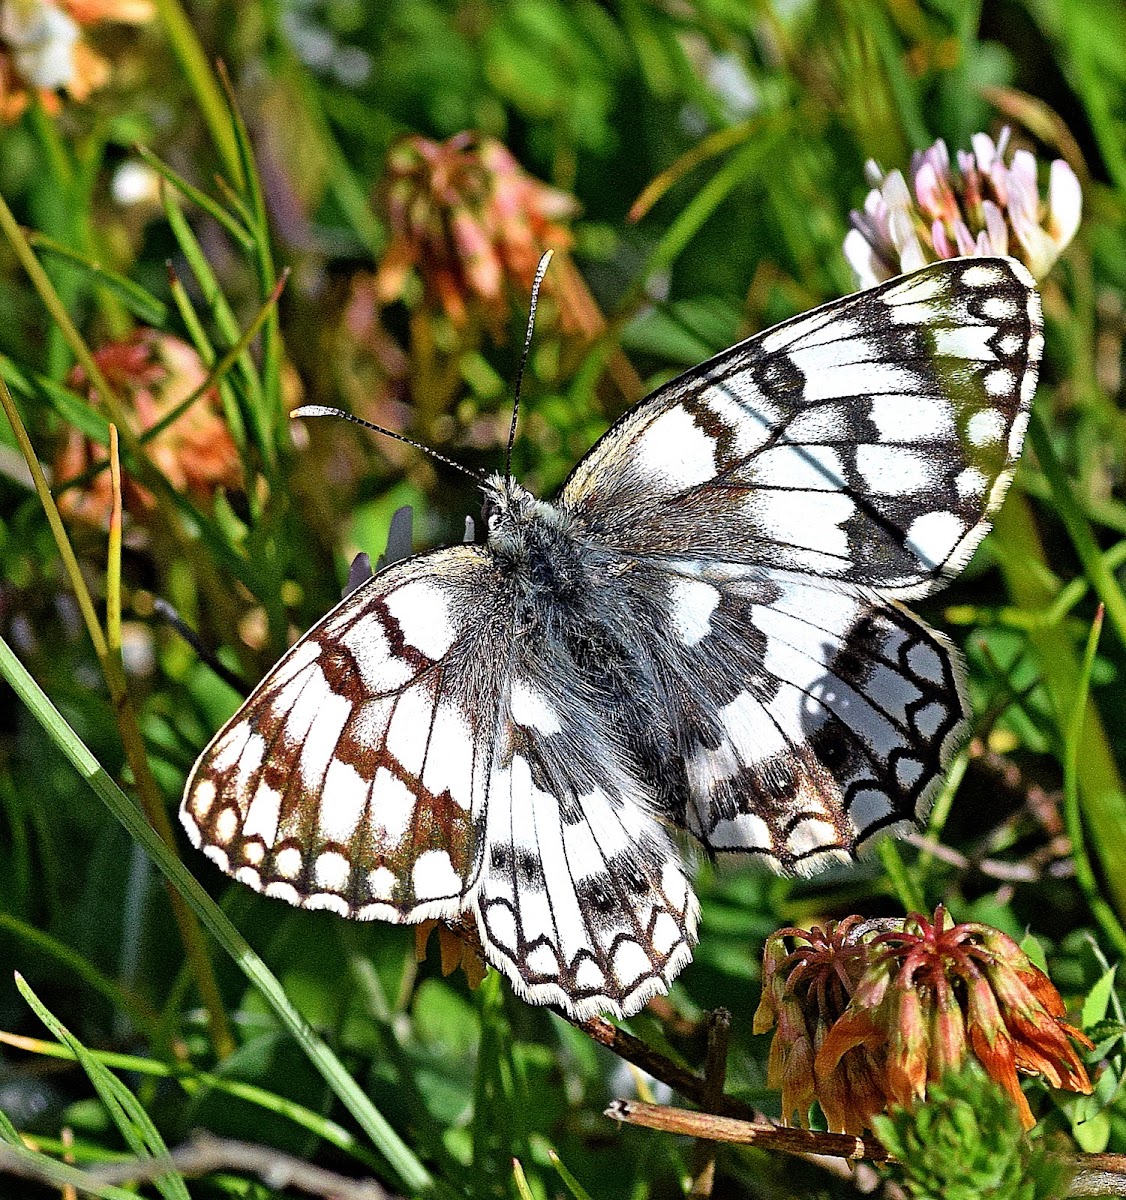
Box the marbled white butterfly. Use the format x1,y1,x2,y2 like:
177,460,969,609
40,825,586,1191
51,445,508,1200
182,256,1042,1020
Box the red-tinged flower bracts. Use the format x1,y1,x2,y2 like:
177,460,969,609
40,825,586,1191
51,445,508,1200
755,907,1093,1135
844,128,1081,287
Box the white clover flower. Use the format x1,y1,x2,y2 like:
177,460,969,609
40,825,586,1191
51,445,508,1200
845,127,1082,287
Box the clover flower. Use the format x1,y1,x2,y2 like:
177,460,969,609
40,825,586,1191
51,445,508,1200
54,330,242,526
372,131,578,331
844,129,1081,286
755,907,1093,1135
0,0,152,122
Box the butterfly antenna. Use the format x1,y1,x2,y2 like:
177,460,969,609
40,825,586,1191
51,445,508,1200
505,249,554,484
291,406,484,482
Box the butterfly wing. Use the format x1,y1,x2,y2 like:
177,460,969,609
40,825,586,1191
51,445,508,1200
183,538,697,1017
627,559,965,872
181,545,512,922
563,257,1042,599
473,665,698,1019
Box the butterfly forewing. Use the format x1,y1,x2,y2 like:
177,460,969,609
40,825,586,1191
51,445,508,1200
563,257,1041,598
182,546,511,922
182,255,1042,1020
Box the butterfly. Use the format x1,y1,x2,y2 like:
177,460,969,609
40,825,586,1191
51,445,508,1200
182,256,1042,1020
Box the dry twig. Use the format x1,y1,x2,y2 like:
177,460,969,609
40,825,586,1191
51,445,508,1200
85,1133,397,1200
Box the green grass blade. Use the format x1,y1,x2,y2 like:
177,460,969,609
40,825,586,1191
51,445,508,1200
0,356,111,445
0,1142,141,1200
548,1149,594,1200
512,1158,537,1200
26,233,169,325
162,188,269,458
217,63,282,465
991,494,1126,920
0,1107,20,1145
135,146,254,250
0,914,161,1041
144,270,288,447
3,1034,378,1167
1029,411,1126,651
0,635,435,1195
640,124,786,286
148,0,241,184
164,261,249,457
15,975,189,1200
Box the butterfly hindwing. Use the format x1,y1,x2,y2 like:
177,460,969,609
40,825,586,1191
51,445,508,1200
181,546,508,922
634,561,965,872
563,257,1041,597
474,672,698,1019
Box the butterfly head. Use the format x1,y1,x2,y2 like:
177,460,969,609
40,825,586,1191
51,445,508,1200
480,472,568,557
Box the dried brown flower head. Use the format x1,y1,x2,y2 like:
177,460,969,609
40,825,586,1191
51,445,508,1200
755,907,1093,1134
373,132,578,332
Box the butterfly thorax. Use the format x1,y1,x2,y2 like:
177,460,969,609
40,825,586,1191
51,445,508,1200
482,474,588,600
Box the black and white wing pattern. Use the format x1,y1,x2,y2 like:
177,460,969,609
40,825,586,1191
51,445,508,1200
558,255,1041,873
183,255,1042,1021
564,257,1041,599
474,660,697,1018
182,547,507,922
181,544,699,1017
622,561,966,874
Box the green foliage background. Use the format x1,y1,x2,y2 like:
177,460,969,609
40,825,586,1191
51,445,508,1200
1,0,1125,1196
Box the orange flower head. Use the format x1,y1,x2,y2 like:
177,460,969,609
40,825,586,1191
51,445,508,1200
759,907,1094,1135
55,329,242,526
373,132,578,332
754,915,892,1130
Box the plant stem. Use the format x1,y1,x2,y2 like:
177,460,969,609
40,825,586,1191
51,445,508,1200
148,0,242,187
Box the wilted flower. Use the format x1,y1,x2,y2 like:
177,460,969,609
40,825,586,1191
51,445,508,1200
54,329,242,526
755,907,1093,1135
754,915,897,1132
372,131,579,331
0,0,153,122
845,128,1081,286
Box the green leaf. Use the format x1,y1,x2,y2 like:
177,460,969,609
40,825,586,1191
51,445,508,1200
1071,1101,1111,1153
872,1062,1074,1199
1082,964,1118,1028
1019,932,1050,975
